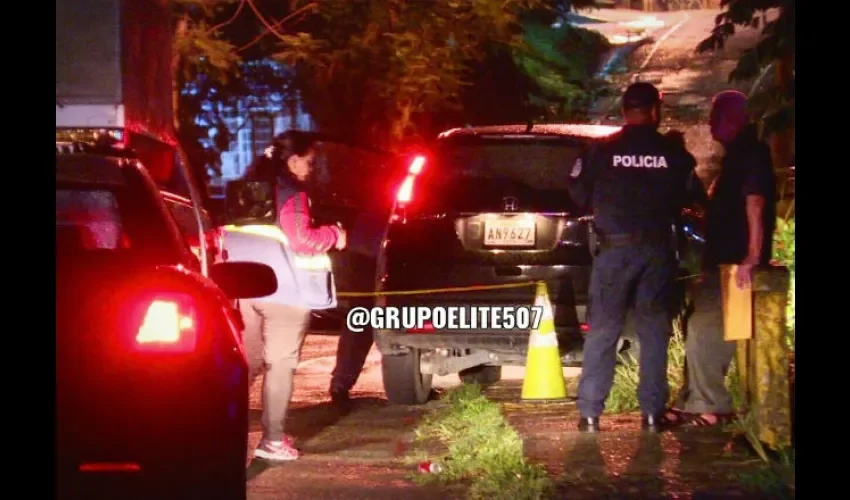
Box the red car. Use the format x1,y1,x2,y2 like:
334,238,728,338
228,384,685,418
56,142,277,500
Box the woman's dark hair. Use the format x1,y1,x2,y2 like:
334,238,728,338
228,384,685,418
243,130,316,186
271,130,316,163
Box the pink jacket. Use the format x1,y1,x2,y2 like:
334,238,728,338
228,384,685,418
278,192,340,254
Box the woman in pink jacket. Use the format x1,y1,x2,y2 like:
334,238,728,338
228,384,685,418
240,131,346,462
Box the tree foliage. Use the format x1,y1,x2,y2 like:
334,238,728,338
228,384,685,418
514,18,610,121
274,0,557,149
172,0,243,184
171,0,611,169
696,0,795,136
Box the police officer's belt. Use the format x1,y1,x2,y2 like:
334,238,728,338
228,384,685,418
598,230,672,248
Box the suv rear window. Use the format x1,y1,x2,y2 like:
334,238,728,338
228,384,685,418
435,139,583,190
410,138,586,213
311,141,397,212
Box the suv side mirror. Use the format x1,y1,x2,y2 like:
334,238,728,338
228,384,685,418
210,261,277,299
224,180,277,225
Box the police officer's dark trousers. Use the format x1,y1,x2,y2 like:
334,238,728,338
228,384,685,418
577,241,677,419
330,323,374,394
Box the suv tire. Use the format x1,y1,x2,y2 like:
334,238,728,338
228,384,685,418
459,365,502,385
381,349,433,405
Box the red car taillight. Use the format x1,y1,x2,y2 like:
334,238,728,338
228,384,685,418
134,293,198,353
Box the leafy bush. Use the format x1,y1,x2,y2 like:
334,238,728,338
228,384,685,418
773,217,795,350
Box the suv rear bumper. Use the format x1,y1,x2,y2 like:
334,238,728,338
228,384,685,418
374,264,590,362
374,327,586,366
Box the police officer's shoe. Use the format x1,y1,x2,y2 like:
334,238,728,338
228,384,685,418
641,414,666,433
330,389,350,404
578,417,600,433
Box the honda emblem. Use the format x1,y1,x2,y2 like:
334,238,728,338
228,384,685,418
503,196,518,212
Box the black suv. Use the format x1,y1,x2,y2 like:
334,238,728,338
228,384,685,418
375,124,704,405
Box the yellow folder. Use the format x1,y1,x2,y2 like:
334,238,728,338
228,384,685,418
719,264,753,341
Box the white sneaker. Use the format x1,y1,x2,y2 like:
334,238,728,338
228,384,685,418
254,438,299,461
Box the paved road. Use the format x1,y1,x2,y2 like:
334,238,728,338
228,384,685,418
247,333,582,499
245,335,782,499
246,334,453,499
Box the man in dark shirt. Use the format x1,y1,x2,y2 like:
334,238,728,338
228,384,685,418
665,90,776,427
568,82,703,433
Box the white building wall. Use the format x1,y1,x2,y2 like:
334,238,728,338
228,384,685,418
215,100,315,183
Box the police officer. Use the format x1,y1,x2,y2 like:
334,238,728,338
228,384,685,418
567,82,702,433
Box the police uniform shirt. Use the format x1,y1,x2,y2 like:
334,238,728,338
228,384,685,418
568,125,697,236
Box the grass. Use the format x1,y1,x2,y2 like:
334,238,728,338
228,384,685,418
408,384,555,500
606,319,688,413
737,463,795,500
606,323,746,414
731,412,795,498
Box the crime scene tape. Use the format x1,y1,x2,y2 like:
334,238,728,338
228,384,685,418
337,282,537,298
335,273,702,298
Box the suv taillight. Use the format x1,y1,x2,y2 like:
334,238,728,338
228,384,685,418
391,155,427,223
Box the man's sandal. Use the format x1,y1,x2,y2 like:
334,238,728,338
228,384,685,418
686,413,735,427
662,408,692,425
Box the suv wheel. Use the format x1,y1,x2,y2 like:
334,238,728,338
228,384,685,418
459,365,502,385
381,348,433,405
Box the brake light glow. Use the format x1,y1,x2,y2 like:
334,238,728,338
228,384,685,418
580,323,590,333
135,294,198,352
408,155,426,175
408,321,435,333
392,155,427,222
79,462,141,473
396,175,416,204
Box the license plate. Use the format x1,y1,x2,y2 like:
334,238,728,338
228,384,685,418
483,219,536,246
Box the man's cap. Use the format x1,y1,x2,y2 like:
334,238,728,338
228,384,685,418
622,82,662,110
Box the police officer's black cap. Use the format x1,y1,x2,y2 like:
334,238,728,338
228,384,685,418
622,82,662,110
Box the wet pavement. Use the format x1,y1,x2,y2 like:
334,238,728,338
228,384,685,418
246,335,792,499
246,334,460,499
585,8,772,183
490,382,789,499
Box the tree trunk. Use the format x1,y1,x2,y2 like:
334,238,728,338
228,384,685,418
171,15,210,200
769,55,794,171
391,101,413,149
172,15,189,133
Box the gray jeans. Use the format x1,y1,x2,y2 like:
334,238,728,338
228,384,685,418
674,270,737,414
240,301,310,441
